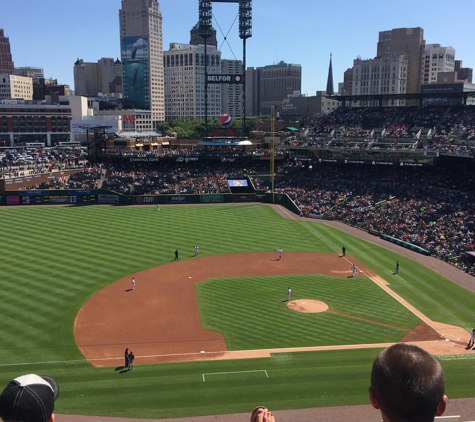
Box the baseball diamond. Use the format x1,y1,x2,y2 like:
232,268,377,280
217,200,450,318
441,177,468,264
1,203,475,422
74,251,472,367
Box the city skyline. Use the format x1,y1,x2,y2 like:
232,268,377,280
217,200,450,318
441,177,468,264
1,0,474,96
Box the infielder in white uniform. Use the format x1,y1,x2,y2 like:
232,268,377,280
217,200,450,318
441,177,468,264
277,248,283,260
131,277,135,290
351,264,357,277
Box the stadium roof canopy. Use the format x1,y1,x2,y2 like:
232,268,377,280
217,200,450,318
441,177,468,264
114,131,161,138
199,139,252,146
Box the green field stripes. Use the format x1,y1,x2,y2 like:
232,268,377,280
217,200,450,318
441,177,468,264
1,204,475,419
197,274,420,350
301,221,475,329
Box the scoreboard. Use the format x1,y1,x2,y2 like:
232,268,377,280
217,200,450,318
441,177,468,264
16,190,98,205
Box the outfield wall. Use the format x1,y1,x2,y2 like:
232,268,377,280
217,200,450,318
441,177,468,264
0,189,298,208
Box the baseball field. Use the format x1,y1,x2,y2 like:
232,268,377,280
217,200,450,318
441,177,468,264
1,203,475,420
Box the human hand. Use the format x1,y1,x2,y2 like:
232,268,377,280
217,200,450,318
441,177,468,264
250,406,275,422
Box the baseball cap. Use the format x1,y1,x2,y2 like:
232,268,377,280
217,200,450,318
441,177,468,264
0,374,60,422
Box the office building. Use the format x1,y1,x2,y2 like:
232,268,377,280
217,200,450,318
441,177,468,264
119,0,165,125
377,27,425,94
74,58,122,97
423,44,455,84
33,78,71,102
279,91,340,120
164,42,222,121
0,29,14,75
221,59,243,120
455,60,473,83
0,98,71,146
352,55,408,106
0,74,33,100
74,59,99,97
246,61,302,115
14,66,44,80
342,68,353,96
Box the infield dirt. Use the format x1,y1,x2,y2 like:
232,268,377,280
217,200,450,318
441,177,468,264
74,251,470,368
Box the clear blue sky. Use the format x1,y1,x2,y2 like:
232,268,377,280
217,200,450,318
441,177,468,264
2,0,474,95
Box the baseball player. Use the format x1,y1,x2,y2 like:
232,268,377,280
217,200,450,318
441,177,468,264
351,264,357,277
156,203,160,211
194,245,199,256
131,277,135,290
465,328,475,350
277,248,283,260
395,261,400,274
128,351,135,370
287,287,292,301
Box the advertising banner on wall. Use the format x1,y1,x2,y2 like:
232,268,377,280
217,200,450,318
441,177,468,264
122,35,149,110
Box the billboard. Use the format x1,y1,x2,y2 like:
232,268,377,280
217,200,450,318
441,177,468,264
122,35,149,110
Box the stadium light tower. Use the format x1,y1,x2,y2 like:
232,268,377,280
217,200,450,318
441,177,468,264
238,0,252,135
199,0,252,138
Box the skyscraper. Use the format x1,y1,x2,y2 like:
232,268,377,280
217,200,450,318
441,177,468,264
377,27,425,94
164,42,221,121
119,0,164,125
0,29,14,75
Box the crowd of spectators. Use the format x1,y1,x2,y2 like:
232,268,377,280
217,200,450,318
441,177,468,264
99,162,270,195
294,105,475,156
273,163,475,276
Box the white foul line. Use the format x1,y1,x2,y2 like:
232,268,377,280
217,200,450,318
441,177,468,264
202,369,268,382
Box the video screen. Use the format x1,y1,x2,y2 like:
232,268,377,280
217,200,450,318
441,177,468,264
227,179,248,187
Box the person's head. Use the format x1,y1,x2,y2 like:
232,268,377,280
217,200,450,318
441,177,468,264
369,343,447,422
0,374,59,422
250,406,275,422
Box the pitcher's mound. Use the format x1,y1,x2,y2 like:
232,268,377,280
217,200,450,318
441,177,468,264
287,299,329,313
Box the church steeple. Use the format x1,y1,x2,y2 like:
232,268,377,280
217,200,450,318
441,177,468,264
326,53,334,96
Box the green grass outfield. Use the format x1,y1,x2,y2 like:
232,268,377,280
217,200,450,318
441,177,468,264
0,204,474,419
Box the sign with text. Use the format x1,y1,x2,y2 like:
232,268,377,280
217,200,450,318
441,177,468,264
206,74,244,84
